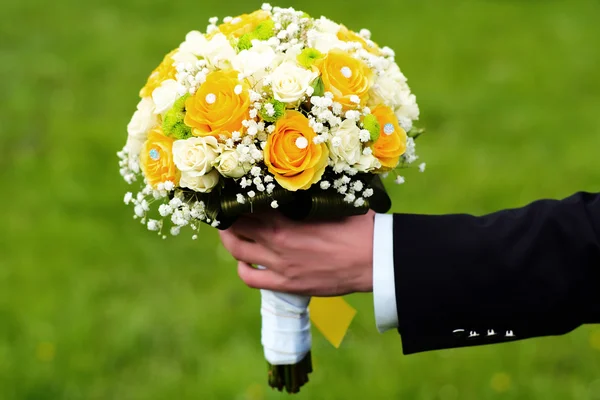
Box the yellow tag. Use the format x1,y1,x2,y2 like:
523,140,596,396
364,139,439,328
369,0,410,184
309,297,357,348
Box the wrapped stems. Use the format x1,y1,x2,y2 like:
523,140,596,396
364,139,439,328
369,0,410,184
267,352,313,394
260,288,312,394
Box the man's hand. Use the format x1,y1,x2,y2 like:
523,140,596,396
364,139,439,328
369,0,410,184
219,211,376,297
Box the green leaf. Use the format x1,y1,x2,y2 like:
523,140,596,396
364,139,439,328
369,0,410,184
310,77,325,97
407,126,425,139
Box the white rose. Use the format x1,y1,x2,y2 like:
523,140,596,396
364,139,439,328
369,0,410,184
270,43,304,75
369,64,408,106
306,30,346,54
215,149,247,179
171,50,198,65
315,17,341,35
179,30,208,56
232,40,277,80
355,153,381,173
388,63,408,83
172,136,220,177
281,43,305,62
152,79,181,115
395,91,420,123
370,78,400,108
126,98,158,155
125,136,145,158
127,98,157,139
180,169,220,193
270,62,318,103
202,33,236,69
369,64,419,131
174,32,235,69
396,115,414,133
328,119,363,167
306,17,346,53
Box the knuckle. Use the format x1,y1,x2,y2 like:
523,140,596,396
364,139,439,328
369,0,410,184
277,276,295,292
282,277,306,295
278,260,295,279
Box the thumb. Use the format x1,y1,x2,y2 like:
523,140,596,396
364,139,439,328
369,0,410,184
237,262,293,292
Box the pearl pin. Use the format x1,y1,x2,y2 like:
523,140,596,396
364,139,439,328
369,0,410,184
384,123,395,135
340,66,352,79
149,149,160,161
295,137,309,149
205,93,217,104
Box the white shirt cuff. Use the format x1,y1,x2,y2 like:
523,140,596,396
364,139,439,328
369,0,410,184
373,213,398,333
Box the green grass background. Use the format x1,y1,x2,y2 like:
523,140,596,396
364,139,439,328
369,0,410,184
2,0,600,398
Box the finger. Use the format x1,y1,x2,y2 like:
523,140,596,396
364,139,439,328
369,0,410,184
241,210,294,230
237,261,294,292
229,215,283,246
228,216,265,242
219,230,278,266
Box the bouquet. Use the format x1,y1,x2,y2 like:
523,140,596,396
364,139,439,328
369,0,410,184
118,3,423,394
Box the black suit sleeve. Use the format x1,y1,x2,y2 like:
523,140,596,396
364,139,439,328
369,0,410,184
392,191,600,354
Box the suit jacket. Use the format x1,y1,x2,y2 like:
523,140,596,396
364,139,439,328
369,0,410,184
393,191,600,354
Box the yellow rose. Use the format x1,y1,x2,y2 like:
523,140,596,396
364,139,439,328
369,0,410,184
184,70,250,138
371,105,407,170
140,127,179,188
264,111,329,191
139,49,178,98
337,25,381,55
216,10,271,38
317,50,374,110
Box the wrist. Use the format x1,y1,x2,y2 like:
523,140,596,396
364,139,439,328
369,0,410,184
354,211,375,293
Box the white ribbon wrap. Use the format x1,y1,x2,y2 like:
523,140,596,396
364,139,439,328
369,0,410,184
260,289,312,365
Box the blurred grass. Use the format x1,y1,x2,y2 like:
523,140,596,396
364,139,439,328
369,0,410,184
2,0,600,399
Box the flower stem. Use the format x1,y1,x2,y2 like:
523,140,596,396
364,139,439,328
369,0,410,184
267,351,313,394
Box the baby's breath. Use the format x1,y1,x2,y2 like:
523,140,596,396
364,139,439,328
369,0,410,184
120,3,423,240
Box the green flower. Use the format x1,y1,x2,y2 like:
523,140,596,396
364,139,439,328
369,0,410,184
237,34,253,51
163,94,192,140
259,98,286,123
235,20,275,52
297,48,323,68
253,20,276,41
362,114,381,142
